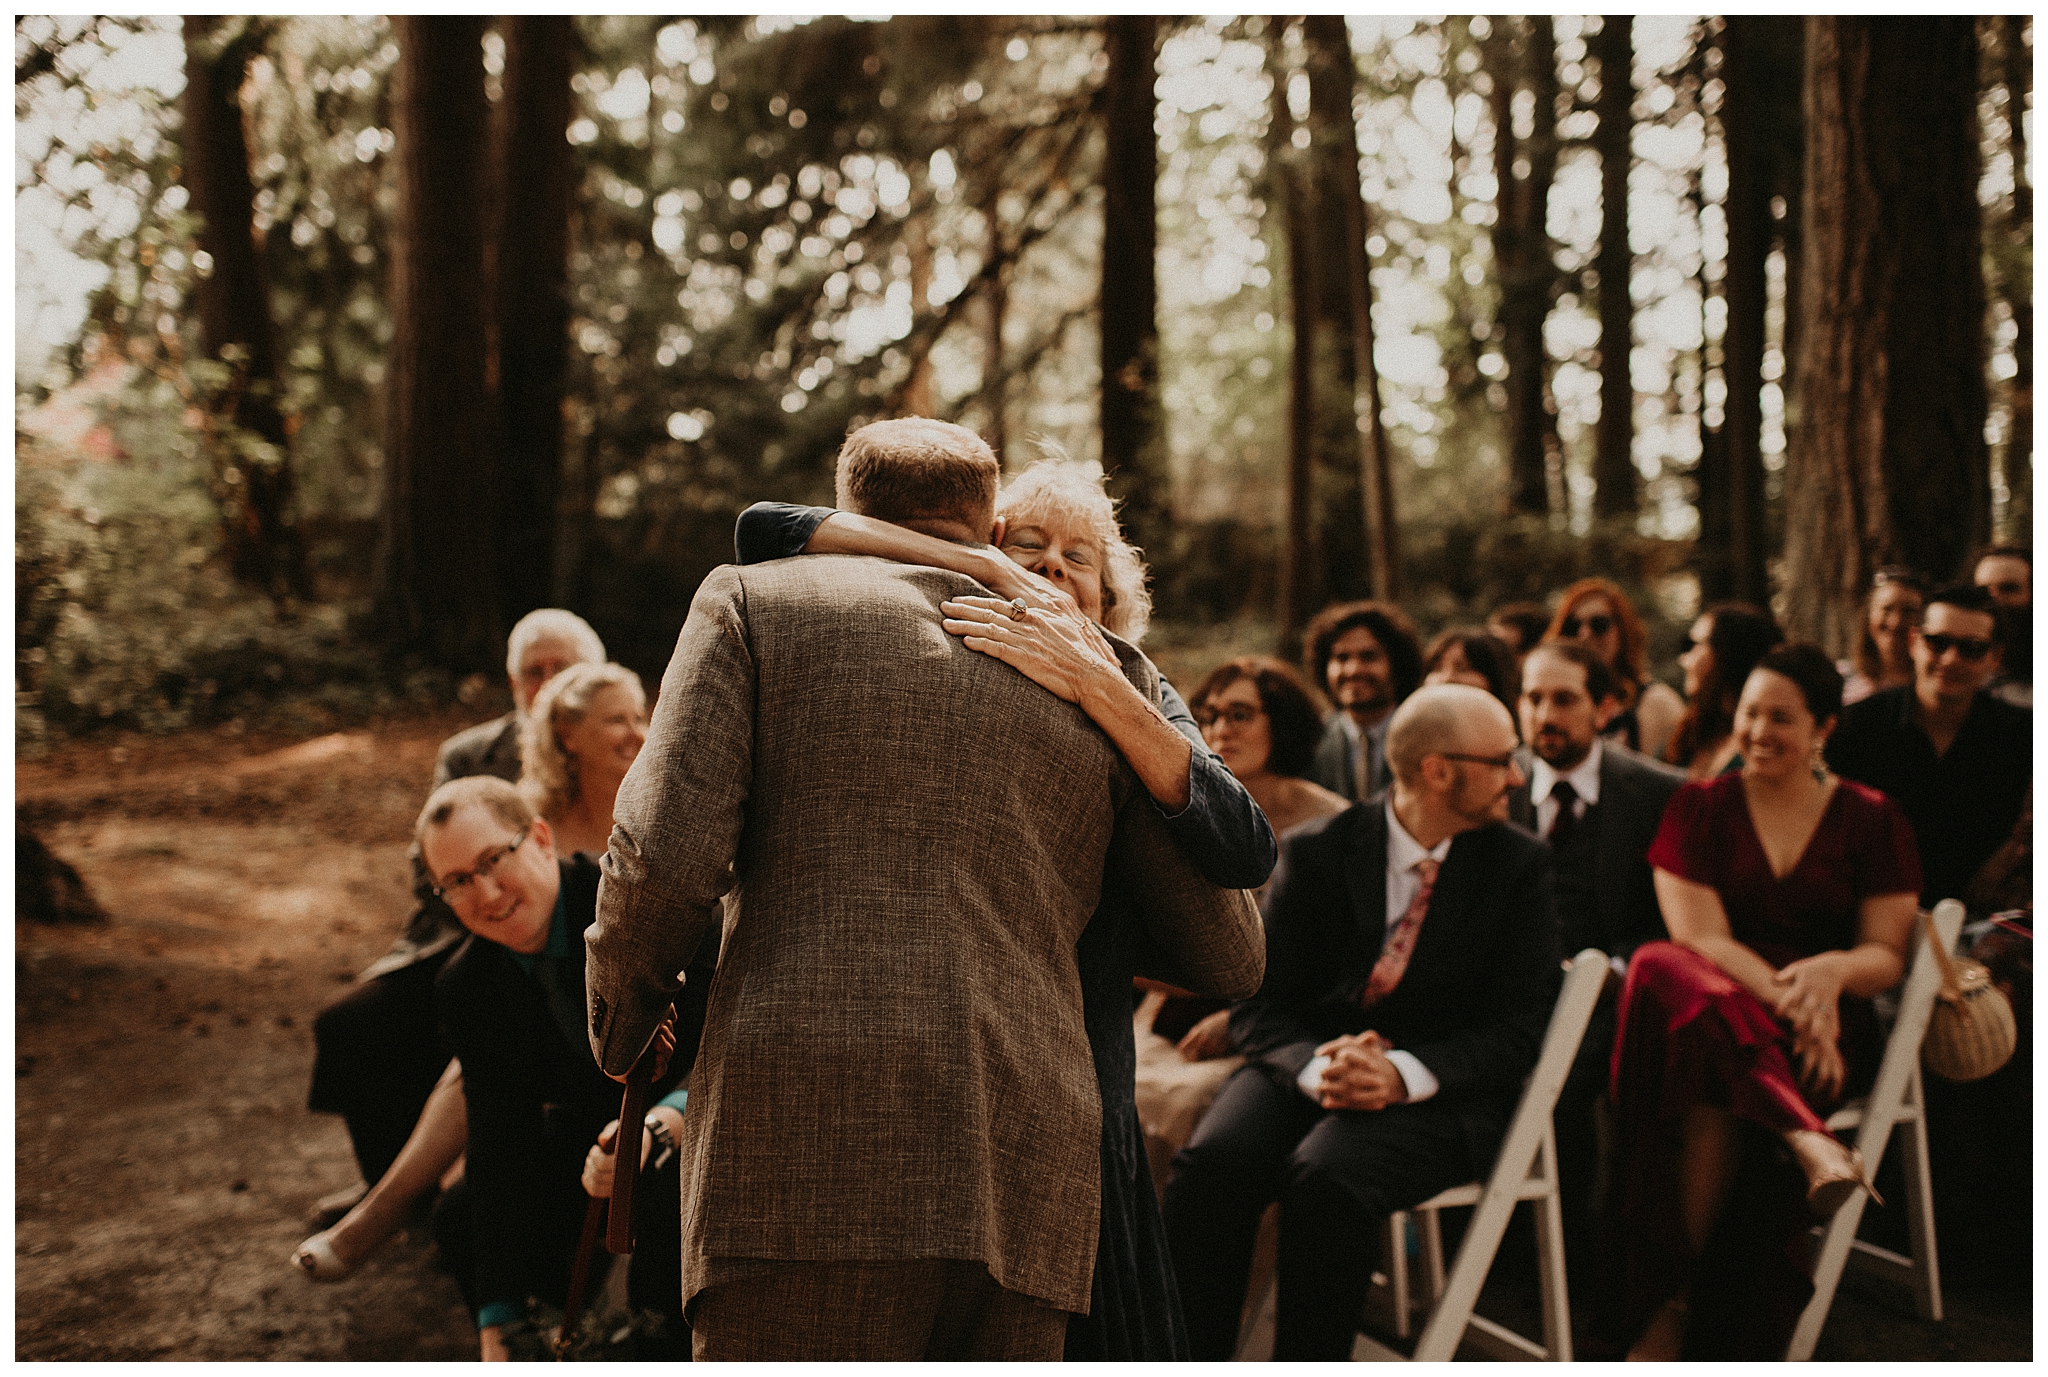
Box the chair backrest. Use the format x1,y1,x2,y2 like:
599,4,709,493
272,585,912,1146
1476,948,1610,1196
1850,900,1963,1154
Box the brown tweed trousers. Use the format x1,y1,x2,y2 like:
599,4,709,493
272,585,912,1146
587,555,1264,1320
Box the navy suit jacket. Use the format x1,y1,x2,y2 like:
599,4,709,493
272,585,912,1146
1230,798,1560,1148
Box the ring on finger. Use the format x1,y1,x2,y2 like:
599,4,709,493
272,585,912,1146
1007,598,1028,620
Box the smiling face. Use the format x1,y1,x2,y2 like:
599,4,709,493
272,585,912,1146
1196,677,1273,781
559,683,647,791
421,805,561,955
1734,668,1830,785
999,514,1105,624
1326,625,1395,723
1867,582,1924,665
1910,602,2002,707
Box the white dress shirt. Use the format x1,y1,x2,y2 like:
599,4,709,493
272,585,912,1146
1297,800,1448,1106
1527,738,1604,839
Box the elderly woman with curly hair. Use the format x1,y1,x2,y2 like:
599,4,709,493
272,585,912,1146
733,451,1275,1362
518,661,649,860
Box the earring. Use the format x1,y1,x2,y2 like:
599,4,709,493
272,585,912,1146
1810,741,1828,783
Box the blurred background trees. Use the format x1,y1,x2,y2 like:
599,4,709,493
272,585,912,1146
15,15,2032,743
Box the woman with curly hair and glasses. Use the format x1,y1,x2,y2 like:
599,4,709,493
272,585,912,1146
1547,578,1685,760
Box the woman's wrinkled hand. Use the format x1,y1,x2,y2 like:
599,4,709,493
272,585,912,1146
1176,1009,1234,1062
941,596,1121,703
974,556,1082,620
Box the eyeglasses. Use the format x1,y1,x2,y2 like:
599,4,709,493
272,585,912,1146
430,824,531,901
1919,632,1995,662
1559,614,1613,638
1439,750,1518,771
1195,703,1264,728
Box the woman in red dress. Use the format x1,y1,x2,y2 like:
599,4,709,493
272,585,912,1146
1601,644,1921,1360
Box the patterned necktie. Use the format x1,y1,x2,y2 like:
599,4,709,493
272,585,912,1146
1547,778,1580,853
1362,856,1439,1008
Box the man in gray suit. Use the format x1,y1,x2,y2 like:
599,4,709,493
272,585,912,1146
586,418,1263,1360
1507,639,1684,1303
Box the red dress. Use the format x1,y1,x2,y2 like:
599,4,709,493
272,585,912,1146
1600,774,1921,1357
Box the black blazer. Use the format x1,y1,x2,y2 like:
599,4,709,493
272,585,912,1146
436,856,717,1314
1507,743,1685,961
1230,799,1560,1142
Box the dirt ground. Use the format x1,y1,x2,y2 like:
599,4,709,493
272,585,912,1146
14,708,2033,1361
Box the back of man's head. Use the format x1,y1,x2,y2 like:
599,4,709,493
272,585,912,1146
834,418,1000,541
1385,683,1509,786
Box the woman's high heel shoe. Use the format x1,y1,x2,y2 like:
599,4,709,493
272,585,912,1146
1788,1130,1883,1218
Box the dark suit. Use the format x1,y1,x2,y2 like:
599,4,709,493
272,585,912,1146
432,855,716,1342
1309,714,1391,803
1163,799,1559,1359
1506,741,1682,1303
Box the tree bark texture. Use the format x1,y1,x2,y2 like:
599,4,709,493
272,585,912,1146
1489,16,1563,517
1709,16,1801,605
180,17,310,600
490,15,574,625
1785,17,1988,654
1591,15,1636,520
1266,27,1316,648
1099,15,1168,559
375,15,505,673
1304,14,1397,600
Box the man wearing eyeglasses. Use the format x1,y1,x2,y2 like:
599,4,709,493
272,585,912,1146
1163,684,1560,1359
1827,584,2030,912
1973,545,2031,709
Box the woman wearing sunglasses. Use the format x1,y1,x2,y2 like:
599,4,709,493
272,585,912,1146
1545,578,1685,761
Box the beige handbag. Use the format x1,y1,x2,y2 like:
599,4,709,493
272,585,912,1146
1919,909,2017,1083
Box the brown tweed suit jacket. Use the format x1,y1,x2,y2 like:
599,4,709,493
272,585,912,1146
587,555,1263,1315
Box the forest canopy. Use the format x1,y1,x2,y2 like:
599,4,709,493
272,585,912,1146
14,15,2032,743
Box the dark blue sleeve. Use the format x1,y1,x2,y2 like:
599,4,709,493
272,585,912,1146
1151,675,1278,891
735,502,836,566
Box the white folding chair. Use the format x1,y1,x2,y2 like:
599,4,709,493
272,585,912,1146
1784,900,1960,1361
1351,949,1609,1361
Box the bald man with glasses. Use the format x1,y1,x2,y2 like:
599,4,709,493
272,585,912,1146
1163,685,1560,1360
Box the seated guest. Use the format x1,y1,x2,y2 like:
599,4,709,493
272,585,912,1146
419,776,713,1360
1599,645,1919,1360
1422,626,1521,724
1303,601,1425,803
519,662,649,860
1507,641,1685,1302
1667,602,1783,779
1134,658,1347,1190
1827,584,2033,1287
1548,579,1685,761
1827,584,2030,910
300,610,605,1252
1841,567,1925,706
1973,545,2031,708
1486,599,1553,676
1163,685,1560,1360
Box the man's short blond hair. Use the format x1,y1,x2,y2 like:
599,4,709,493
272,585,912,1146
834,417,1000,534
416,775,536,855
1384,683,1510,786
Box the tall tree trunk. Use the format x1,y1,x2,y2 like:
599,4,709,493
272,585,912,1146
1999,14,2032,539
490,15,573,624
1489,16,1562,516
981,183,1010,463
375,16,504,672
1267,26,1316,649
1100,15,1167,558
1592,15,1636,521
1784,17,1988,654
1304,14,1396,600
181,17,310,600
1715,17,1781,604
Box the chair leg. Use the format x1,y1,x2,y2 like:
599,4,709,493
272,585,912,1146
1387,1213,1412,1339
1532,1132,1573,1361
1420,1207,1447,1304
1897,1069,1944,1322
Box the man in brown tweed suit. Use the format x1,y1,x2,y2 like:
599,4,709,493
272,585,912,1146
586,418,1263,1360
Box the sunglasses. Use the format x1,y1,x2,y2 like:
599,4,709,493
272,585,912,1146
1919,632,1995,662
1195,703,1264,728
1560,614,1613,638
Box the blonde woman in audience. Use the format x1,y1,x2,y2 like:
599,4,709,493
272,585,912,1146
518,661,649,859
